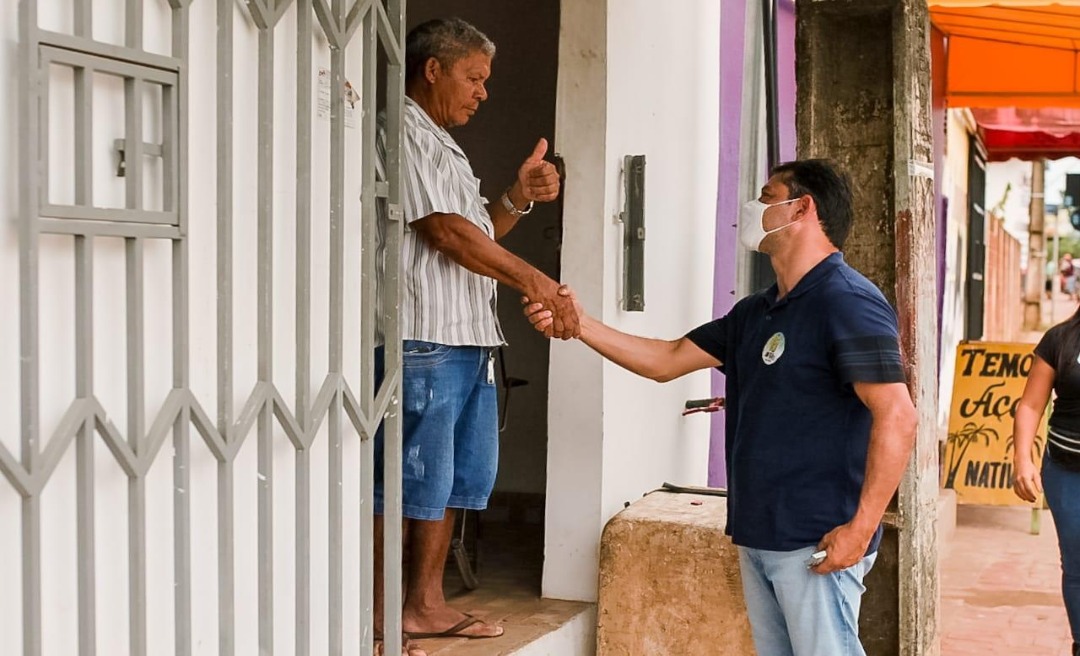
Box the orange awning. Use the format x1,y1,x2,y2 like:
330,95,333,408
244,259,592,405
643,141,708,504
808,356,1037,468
929,2,1080,108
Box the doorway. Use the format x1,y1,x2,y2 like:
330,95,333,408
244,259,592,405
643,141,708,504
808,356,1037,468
404,0,562,593
965,134,987,340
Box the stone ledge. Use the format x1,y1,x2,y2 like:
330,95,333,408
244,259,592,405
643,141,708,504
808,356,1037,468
597,491,754,655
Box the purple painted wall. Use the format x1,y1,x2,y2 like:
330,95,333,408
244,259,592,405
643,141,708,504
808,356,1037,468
777,0,797,162
709,0,797,487
708,0,745,487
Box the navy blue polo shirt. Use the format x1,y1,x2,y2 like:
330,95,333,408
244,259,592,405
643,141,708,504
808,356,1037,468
686,252,905,553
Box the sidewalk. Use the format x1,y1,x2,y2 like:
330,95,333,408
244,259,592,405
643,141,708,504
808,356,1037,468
941,505,1072,655
1029,290,1080,342
941,292,1075,655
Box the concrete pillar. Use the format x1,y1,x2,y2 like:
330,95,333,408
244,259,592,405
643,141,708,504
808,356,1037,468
545,0,608,602
1024,159,1046,331
796,1,939,655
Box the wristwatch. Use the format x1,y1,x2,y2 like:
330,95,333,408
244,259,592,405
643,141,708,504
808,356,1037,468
501,189,534,217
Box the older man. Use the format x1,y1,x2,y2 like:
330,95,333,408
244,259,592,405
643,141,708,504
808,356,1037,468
372,17,576,656
527,160,917,656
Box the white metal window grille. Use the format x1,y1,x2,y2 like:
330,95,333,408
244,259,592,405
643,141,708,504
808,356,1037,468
7,0,406,653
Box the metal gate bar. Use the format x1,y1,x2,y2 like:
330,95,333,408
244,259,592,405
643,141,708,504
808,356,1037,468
75,234,96,655
294,1,315,653
168,5,193,651
256,15,277,656
213,2,237,653
377,1,406,652
360,8,378,652
72,6,96,642
17,1,43,654
328,1,348,649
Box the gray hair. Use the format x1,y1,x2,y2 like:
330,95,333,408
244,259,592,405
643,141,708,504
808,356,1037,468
405,18,496,82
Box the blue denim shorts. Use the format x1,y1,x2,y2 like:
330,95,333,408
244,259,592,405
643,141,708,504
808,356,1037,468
374,340,498,521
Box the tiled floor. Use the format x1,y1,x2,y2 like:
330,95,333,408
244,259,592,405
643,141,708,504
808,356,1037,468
940,504,1073,655
410,518,591,656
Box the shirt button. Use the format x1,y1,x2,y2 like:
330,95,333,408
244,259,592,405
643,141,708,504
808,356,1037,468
765,315,772,321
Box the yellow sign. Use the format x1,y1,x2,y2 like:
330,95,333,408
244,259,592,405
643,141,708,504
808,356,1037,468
944,341,1047,506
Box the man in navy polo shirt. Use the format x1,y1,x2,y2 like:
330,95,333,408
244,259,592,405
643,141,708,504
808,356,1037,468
525,159,917,655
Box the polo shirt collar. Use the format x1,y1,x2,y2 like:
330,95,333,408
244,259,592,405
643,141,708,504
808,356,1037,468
764,251,844,306
405,96,467,159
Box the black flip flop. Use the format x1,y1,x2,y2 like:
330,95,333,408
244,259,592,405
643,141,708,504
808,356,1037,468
408,614,503,640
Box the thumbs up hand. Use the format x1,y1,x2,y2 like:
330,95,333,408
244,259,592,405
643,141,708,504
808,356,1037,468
514,138,560,204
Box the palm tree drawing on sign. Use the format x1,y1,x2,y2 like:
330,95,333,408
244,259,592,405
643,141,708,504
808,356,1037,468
944,422,1000,489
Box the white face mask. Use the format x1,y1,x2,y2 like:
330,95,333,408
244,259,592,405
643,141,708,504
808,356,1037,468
738,198,800,252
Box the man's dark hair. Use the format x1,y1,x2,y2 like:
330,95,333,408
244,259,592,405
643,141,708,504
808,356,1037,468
405,18,495,83
770,159,854,249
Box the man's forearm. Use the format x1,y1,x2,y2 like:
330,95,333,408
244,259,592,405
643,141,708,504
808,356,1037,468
578,315,687,383
417,213,547,294
417,213,581,337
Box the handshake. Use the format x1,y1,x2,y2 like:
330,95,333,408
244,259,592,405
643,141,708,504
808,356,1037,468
520,282,581,340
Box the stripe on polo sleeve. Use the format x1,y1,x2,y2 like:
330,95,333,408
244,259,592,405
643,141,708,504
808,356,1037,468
834,335,906,384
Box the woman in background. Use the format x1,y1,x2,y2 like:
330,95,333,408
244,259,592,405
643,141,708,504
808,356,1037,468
1014,309,1080,656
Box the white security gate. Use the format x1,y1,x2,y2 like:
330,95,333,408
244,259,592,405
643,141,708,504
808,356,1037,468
3,0,405,653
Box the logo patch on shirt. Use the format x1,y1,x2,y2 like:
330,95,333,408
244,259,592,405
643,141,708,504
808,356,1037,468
762,332,786,365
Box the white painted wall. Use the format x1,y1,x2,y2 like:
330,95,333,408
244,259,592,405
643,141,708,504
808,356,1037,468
986,159,1034,242
545,0,720,602
1,1,370,653
938,109,972,432
599,0,719,525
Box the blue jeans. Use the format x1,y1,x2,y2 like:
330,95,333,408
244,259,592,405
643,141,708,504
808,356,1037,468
738,545,877,656
373,341,498,521
1043,453,1080,642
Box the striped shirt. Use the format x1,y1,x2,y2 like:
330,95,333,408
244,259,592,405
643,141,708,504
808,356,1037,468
375,97,504,347
1048,428,1080,457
